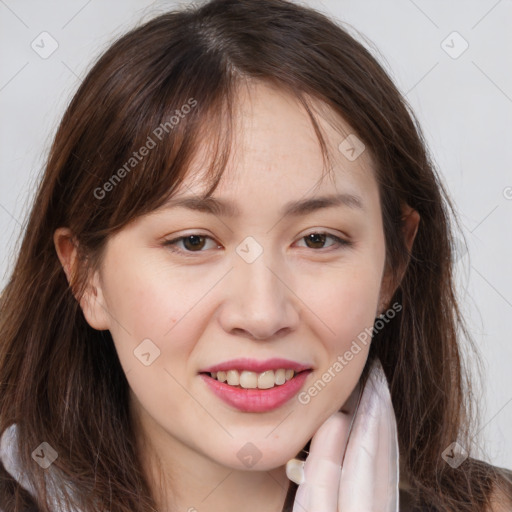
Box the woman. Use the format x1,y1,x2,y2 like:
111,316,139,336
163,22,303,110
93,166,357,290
0,0,511,510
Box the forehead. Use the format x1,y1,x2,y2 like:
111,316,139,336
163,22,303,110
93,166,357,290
168,80,379,214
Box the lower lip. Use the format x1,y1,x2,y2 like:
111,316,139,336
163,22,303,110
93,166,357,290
199,371,312,413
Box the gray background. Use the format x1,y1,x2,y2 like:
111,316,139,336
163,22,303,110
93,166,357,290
0,0,511,469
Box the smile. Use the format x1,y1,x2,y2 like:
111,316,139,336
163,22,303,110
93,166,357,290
199,370,312,412
207,368,297,389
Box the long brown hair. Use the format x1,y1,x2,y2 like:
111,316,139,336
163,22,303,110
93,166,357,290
1,0,510,510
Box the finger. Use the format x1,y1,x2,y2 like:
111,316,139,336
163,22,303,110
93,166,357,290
291,412,352,512
338,361,399,512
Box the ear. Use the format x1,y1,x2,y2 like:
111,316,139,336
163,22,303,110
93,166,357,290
53,227,111,330
400,203,420,256
377,203,420,314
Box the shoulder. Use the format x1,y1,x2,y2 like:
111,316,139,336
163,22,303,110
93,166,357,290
399,473,438,511
487,493,512,512
399,464,512,512
0,423,24,483
1,423,84,511
487,466,512,512
0,423,39,511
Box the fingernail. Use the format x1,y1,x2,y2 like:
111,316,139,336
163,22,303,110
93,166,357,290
286,458,305,485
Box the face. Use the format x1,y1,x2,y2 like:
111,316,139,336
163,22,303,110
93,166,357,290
79,81,390,474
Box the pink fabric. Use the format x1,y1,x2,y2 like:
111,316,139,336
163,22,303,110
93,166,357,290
287,358,400,511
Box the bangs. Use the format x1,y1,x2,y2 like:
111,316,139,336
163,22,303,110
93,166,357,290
85,55,238,233
81,70,336,241
52,3,369,276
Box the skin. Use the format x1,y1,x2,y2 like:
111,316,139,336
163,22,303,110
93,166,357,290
55,80,420,512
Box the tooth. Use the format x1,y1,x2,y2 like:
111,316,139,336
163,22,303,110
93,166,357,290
239,370,258,389
257,370,275,389
212,368,299,387
274,369,286,385
226,369,240,386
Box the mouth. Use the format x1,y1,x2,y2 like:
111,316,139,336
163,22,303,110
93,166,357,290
199,369,313,413
199,368,312,390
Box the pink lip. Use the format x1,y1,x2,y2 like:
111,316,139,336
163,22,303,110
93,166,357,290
199,357,312,373
200,370,312,412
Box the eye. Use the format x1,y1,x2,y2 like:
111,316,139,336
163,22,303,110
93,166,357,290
163,231,351,257
295,231,351,250
163,234,220,256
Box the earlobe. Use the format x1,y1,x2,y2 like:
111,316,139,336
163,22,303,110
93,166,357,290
78,270,111,331
53,227,110,331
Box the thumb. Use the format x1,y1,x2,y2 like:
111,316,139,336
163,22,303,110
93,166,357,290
288,412,352,512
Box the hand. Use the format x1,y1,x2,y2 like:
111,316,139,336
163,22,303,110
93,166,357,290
286,359,399,512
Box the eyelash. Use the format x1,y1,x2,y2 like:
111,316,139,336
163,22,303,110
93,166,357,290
162,231,352,257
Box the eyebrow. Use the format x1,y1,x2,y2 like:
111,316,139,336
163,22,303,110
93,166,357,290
161,193,364,217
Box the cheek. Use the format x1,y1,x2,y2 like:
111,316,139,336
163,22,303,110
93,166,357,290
298,258,383,341
104,257,217,340
105,266,209,431
101,258,219,387
292,251,383,405
296,276,377,414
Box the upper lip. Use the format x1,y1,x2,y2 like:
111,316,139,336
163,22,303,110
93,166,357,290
199,357,312,374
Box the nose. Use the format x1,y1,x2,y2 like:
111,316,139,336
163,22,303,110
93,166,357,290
217,251,300,341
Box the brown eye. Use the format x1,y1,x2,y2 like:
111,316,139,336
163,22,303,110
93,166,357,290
304,233,328,249
163,234,220,256
298,232,349,250
182,235,207,251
